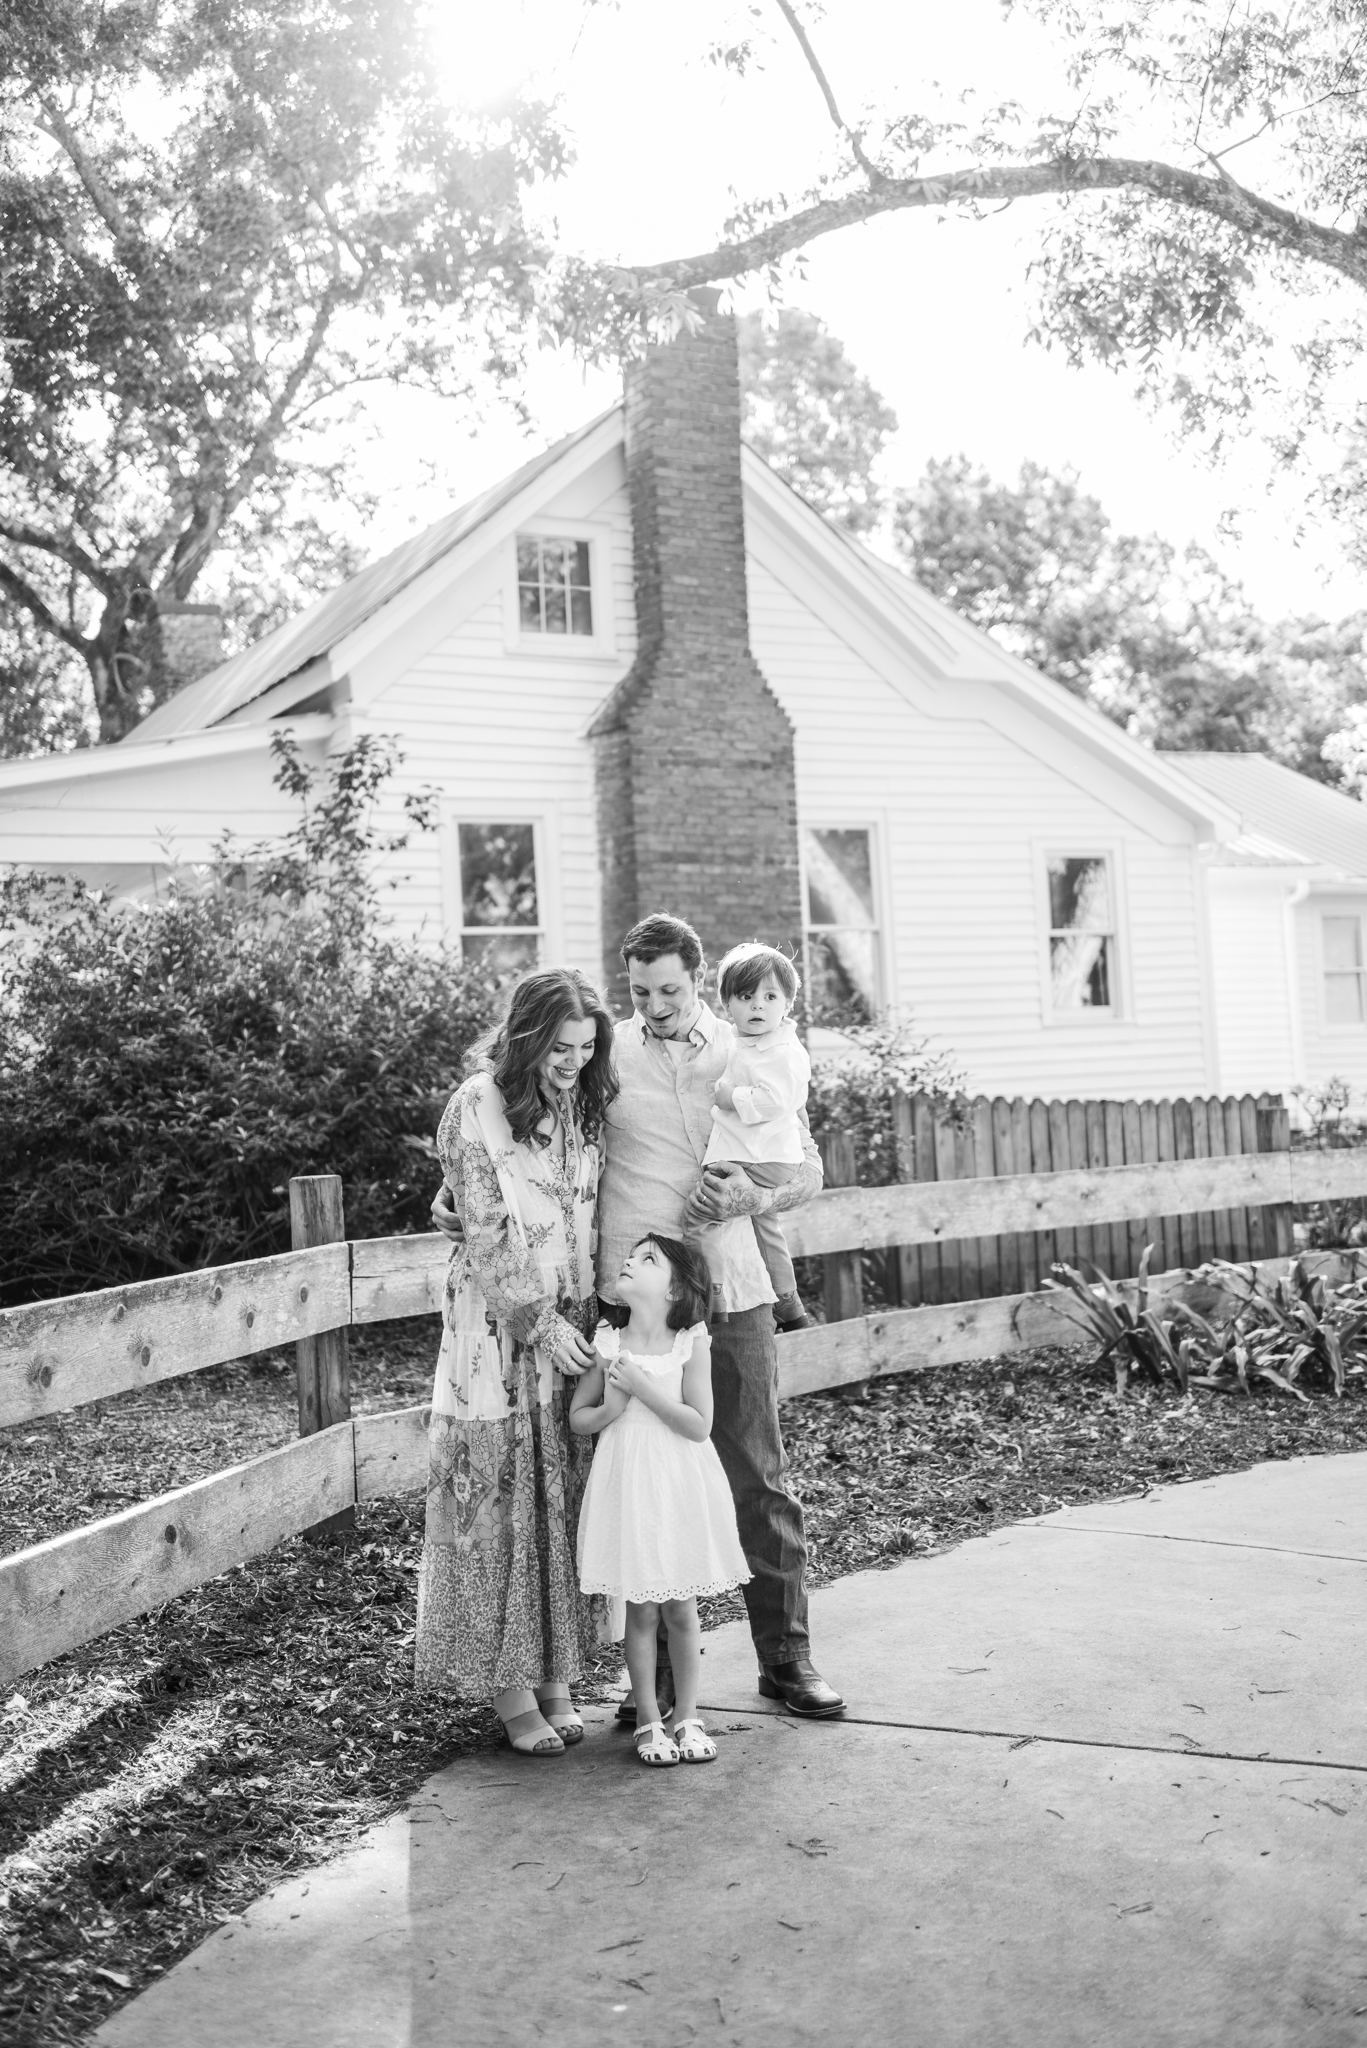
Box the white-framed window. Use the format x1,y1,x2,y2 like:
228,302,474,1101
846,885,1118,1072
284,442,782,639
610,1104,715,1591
516,535,593,637
1323,913,1366,1025
454,820,543,974
503,520,614,658
802,824,882,1022
1046,853,1117,1015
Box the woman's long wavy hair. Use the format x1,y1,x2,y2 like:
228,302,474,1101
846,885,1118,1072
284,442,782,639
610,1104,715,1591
470,967,619,1148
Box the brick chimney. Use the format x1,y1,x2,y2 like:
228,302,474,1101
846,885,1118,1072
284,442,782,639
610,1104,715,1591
155,601,224,692
590,302,803,1007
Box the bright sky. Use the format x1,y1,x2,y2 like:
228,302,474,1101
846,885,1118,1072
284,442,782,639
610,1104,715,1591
347,0,1363,620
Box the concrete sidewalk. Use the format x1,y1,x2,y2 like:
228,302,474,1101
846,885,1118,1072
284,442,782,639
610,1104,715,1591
97,1453,1367,2048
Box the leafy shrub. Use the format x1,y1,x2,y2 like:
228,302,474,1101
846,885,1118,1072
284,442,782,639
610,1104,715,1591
1045,1249,1367,1400
0,736,504,1306
805,1016,967,1187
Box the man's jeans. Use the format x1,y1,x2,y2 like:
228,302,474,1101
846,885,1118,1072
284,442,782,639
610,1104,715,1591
709,1303,810,1664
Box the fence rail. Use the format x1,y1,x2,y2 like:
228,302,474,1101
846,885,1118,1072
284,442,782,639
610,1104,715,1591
5,1144,1367,1689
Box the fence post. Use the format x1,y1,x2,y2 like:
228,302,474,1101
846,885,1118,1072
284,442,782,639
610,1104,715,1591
289,1174,354,1539
816,1131,863,1323
1255,1100,1295,1258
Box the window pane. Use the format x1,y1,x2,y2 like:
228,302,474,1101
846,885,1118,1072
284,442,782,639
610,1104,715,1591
461,931,540,976
516,534,593,636
1051,932,1111,1011
804,828,875,927
807,930,879,1022
1324,916,1362,972
458,824,537,928
1048,857,1111,933
1326,973,1364,1025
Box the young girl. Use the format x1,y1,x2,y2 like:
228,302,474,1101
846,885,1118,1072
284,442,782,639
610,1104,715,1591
570,1234,751,1767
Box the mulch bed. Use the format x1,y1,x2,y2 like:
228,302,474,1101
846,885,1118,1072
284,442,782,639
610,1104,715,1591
3,1317,1367,2045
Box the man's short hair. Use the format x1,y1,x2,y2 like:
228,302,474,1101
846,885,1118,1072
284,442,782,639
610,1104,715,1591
717,941,800,1005
620,912,704,974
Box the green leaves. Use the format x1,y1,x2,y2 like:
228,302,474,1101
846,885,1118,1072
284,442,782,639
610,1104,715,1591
1044,1248,1365,1402
0,739,504,1304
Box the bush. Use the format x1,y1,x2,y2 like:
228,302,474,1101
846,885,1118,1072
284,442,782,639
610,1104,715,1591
0,736,504,1306
805,1015,967,1185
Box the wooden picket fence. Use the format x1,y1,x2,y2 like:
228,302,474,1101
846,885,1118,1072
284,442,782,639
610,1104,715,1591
5,1138,1367,1690
814,1091,1293,1322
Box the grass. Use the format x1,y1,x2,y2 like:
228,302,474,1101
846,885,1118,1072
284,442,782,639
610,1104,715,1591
4,1316,1367,2044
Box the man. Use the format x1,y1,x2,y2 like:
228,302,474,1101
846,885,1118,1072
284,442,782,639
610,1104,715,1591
435,911,844,1719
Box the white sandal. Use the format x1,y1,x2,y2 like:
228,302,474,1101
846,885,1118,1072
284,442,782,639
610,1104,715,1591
634,1719,679,1767
534,1687,584,1746
672,1717,717,1764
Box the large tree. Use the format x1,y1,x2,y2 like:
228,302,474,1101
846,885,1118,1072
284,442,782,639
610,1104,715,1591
894,453,1367,777
0,0,567,741
738,306,898,533
569,1,1367,546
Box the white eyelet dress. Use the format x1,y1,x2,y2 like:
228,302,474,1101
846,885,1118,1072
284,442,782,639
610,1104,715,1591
577,1323,753,1612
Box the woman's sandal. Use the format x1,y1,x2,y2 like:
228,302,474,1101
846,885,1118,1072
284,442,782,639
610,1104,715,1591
500,1707,564,1757
534,1687,584,1746
634,1719,680,1768
672,1718,718,1764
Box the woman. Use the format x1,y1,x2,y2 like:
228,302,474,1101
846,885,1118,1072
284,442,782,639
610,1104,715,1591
414,967,617,1755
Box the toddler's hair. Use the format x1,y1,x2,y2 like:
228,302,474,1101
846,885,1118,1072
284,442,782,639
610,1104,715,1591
717,941,800,1007
633,1233,713,1331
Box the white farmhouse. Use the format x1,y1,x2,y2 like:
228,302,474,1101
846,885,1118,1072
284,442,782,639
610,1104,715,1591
0,310,1252,1102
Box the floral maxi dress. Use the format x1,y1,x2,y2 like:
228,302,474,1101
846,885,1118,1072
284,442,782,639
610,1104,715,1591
414,1071,601,1698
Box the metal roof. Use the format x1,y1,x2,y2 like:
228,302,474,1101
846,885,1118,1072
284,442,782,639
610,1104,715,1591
131,411,617,741
1164,751,1367,877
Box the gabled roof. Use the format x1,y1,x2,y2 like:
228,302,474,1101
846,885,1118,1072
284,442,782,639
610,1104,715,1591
109,395,1233,841
131,410,617,741
1166,752,1367,877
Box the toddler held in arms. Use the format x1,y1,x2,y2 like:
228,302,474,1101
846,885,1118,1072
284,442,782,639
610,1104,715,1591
682,941,811,1332
570,1234,750,1768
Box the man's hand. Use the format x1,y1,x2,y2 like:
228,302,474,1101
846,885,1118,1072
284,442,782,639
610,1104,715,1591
430,1186,463,1242
689,1159,768,1223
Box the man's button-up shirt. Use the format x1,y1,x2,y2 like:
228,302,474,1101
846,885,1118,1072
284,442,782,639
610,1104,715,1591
596,1005,776,1313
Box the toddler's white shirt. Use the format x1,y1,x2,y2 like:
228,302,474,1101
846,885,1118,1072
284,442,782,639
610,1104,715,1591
703,1019,810,1166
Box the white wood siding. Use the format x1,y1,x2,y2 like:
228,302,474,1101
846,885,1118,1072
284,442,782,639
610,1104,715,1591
746,556,1214,1098
360,451,636,974
1204,873,1298,1097
0,737,330,872
1294,891,1367,1104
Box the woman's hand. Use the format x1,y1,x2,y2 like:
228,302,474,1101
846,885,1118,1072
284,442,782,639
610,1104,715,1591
553,1325,598,1378
430,1185,464,1243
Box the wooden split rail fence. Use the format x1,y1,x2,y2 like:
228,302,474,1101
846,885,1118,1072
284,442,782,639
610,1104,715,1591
5,1145,1367,1688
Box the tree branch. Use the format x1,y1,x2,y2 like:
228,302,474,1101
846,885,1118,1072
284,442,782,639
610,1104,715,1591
0,558,92,657
36,97,135,244
771,0,885,184
629,155,1367,296
0,515,121,599
160,284,350,599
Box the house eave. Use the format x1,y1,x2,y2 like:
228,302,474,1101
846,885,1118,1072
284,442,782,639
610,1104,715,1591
0,715,334,796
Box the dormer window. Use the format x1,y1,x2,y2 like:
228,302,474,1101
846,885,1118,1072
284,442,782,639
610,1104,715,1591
517,536,593,636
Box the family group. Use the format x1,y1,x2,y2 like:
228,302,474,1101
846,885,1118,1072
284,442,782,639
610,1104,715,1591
414,911,844,1769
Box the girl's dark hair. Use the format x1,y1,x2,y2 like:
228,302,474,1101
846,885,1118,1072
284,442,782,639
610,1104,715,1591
633,1232,713,1331
471,968,619,1147
717,941,800,1005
